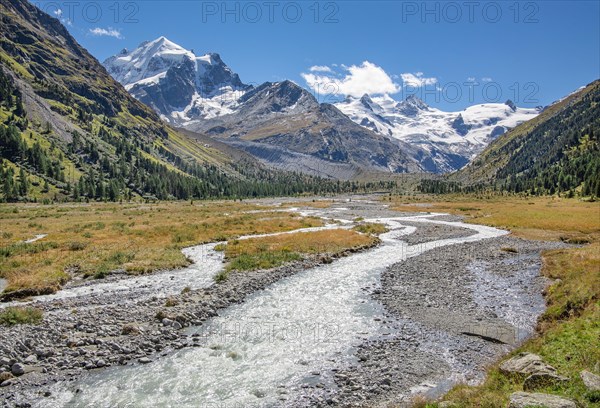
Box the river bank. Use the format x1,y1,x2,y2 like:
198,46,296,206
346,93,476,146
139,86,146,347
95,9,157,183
295,233,566,407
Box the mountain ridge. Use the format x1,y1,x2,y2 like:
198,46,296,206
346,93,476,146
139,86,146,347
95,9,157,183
335,92,541,173
1,0,385,202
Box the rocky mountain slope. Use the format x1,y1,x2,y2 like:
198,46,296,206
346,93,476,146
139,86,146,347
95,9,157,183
187,80,424,178
336,94,541,173
0,0,375,202
105,38,425,178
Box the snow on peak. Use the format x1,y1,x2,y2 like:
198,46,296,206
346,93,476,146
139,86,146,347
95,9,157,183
336,95,540,173
103,37,249,125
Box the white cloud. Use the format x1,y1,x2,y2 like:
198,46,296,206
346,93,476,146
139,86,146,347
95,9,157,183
466,76,476,82
309,65,333,73
481,77,493,82
89,27,123,39
54,9,63,17
301,61,400,97
400,72,438,88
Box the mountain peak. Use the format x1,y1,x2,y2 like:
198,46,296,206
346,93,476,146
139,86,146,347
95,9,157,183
359,94,375,111
395,94,429,116
405,94,428,107
103,36,248,123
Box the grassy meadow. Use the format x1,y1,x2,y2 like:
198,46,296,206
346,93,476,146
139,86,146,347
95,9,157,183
0,201,327,297
218,228,380,277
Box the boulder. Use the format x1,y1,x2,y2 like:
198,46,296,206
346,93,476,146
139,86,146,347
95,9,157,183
580,370,600,392
500,353,556,376
11,363,25,376
121,323,142,335
523,372,569,391
509,392,576,408
461,324,516,344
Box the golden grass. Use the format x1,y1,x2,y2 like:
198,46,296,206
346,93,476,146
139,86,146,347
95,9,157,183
390,195,600,242
224,229,378,260
0,201,323,295
353,222,389,235
280,200,334,209
217,228,378,277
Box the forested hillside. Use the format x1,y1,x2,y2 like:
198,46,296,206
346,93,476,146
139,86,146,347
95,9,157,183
0,0,393,203
429,80,600,196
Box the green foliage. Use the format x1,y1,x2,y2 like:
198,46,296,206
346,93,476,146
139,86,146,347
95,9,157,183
0,306,43,325
456,80,600,197
225,251,302,272
213,270,229,283
353,223,388,235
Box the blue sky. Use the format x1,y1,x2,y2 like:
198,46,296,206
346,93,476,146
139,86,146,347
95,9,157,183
35,0,599,110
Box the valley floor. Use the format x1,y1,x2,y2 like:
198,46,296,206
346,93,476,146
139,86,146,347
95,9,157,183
0,195,597,407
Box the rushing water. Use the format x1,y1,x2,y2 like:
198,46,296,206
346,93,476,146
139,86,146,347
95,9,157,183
44,215,507,407
0,225,346,310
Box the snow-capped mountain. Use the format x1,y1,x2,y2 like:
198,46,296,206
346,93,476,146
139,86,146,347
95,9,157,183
103,37,250,125
103,38,540,176
336,94,541,173
188,80,424,177
104,38,425,178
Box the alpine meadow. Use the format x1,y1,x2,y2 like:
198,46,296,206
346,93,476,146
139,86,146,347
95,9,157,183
0,1,598,407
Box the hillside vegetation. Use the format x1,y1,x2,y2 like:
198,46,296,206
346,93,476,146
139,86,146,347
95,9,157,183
0,0,397,203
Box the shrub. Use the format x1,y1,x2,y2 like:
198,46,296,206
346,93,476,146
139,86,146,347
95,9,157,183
214,270,229,283
0,307,43,326
68,241,87,251
164,297,178,307
213,243,226,252
353,223,388,236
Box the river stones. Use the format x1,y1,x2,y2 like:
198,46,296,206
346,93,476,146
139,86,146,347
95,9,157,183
523,372,569,391
500,353,557,376
508,392,576,408
11,363,25,376
580,370,600,391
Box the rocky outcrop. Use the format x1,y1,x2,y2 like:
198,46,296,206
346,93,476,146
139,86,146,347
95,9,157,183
523,372,569,391
580,370,600,392
499,353,558,376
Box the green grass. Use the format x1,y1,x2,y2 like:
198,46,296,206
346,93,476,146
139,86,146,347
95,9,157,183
225,251,302,272
0,307,43,326
353,222,389,235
